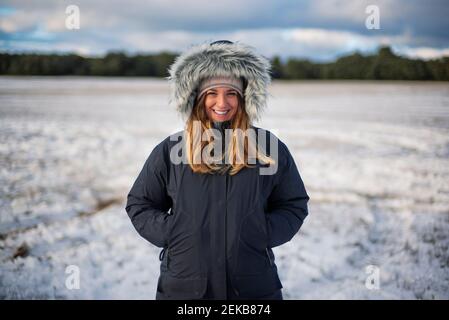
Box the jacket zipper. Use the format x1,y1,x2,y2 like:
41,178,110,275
225,173,239,297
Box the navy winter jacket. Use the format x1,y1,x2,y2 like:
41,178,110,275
125,127,309,300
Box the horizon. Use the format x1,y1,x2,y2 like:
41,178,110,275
1,45,447,64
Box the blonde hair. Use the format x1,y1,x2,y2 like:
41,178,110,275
185,94,275,175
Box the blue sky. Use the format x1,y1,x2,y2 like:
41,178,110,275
0,0,448,61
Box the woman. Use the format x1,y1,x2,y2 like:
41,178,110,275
126,40,309,300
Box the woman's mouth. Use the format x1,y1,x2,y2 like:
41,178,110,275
213,109,230,115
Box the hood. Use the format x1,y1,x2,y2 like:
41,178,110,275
167,41,272,123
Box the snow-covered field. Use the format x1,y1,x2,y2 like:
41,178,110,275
0,77,448,299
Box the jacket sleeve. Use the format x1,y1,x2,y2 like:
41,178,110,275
266,141,309,248
125,141,172,248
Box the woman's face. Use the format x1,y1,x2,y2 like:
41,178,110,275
204,87,239,122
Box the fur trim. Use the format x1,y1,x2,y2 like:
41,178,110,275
168,42,271,123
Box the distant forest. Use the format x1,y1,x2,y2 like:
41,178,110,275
1,46,448,80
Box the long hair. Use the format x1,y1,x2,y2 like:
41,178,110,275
185,94,275,175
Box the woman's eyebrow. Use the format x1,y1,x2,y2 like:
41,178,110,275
206,88,237,94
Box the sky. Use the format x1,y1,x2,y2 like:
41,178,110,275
0,0,448,61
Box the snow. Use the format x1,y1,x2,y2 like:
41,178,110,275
1,77,448,299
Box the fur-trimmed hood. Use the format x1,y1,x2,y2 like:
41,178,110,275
168,41,271,123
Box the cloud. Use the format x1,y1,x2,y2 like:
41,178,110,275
0,0,448,60
400,47,449,60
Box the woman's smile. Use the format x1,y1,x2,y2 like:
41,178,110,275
212,109,230,115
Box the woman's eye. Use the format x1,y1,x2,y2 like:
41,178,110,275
207,91,217,96
227,92,237,96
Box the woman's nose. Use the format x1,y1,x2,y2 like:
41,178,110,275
215,93,227,108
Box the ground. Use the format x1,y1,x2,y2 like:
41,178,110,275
0,78,448,299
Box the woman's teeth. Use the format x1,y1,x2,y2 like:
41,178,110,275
213,109,229,115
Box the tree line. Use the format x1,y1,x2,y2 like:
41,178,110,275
1,46,448,80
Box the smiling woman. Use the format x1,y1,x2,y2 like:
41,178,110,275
125,40,310,300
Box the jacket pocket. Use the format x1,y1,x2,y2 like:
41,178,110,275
234,207,271,275
156,273,207,300
239,206,269,251
232,266,283,299
263,212,269,246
